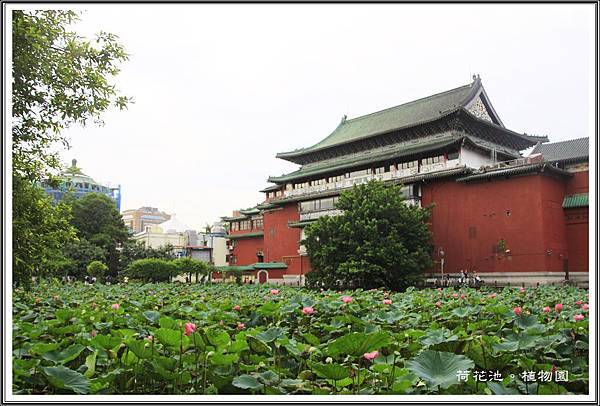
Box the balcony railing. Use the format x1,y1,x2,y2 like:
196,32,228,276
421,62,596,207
281,160,460,199
299,209,343,222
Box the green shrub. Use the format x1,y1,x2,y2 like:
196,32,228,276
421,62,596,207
86,260,108,280
173,257,209,283
125,258,176,283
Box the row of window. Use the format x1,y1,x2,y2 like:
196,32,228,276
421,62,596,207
266,190,284,199
299,196,340,213
230,218,263,231
285,153,456,192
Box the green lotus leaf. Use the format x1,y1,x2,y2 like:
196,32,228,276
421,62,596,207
142,310,161,324
205,330,231,348
405,350,475,389
420,329,458,347
84,352,96,378
91,334,122,351
127,340,151,359
54,309,75,322
43,365,90,394
210,351,239,366
256,327,285,343
232,374,263,390
154,328,182,348
487,381,520,394
42,343,85,364
308,362,349,381
246,336,271,354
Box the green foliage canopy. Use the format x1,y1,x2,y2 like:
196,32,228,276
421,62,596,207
125,258,177,283
304,180,433,291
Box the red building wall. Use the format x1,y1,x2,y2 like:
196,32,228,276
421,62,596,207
566,170,588,194
421,173,570,275
231,236,263,265
564,208,589,273
263,203,302,274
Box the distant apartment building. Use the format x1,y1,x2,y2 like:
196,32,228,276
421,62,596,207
121,207,171,233
42,159,121,210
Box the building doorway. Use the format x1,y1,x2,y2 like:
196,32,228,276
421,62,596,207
257,270,268,284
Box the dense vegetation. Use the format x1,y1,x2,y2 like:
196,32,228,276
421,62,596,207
304,180,433,291
13,283,588,395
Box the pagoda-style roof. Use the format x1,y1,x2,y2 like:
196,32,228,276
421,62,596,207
268,134,516,184
531,137,588,163
275,76,539,165
456,162,572,183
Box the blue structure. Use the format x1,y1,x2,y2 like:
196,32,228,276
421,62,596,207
42,159,121,211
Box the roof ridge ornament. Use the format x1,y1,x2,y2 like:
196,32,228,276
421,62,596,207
341,114,347,124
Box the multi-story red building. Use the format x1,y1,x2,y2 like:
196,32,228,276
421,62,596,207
216,76,589,287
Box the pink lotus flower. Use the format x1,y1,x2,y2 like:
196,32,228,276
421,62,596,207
453,293,459,298
233,305,241,311
91,329,97,337
146,335,153,342
574,314,585,322
582,304,589,311
363,350,379,361
543,306,551,313
383,299,392,305
237,322,245,330
91,302,97,309
460,294,466,300
270,289,279,295
513,307,522,316
489,293,497,299
111,303,120,310
437,288,442,291
555,303,563,312
184,322,197,336
519,287,526,293
576,300,582,306
342,296,353,303
435,301,442,308
302,306,315,315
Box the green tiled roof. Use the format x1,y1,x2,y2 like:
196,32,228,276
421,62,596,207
216,265,255,272
563,193,588,209
456,162,572,182
531,137,589,163
239,208,261,215
269,134,462,183
227,231,264,240
277,81,478,160
259,184,282,193
215,263,287,271
253,262,288,269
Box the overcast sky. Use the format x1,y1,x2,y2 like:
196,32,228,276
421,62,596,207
35,4,594,230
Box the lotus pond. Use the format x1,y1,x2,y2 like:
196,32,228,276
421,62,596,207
13,282,589,395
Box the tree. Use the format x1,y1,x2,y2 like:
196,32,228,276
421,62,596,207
118,240,176,271
125,258,176,283
87,260,108,280
62,237,107,278
12,175,76,286
12,10,130,180
12,10,130,285
68,193,129,276
173,257,209,283
304,180,434,291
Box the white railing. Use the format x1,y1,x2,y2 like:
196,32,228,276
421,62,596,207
279,159,462,199
299,209,343,222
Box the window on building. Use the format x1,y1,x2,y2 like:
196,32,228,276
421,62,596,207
349,168,370,178
231,222,239,231
374,167,385,174
253,218,264,229
240,220,251,230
